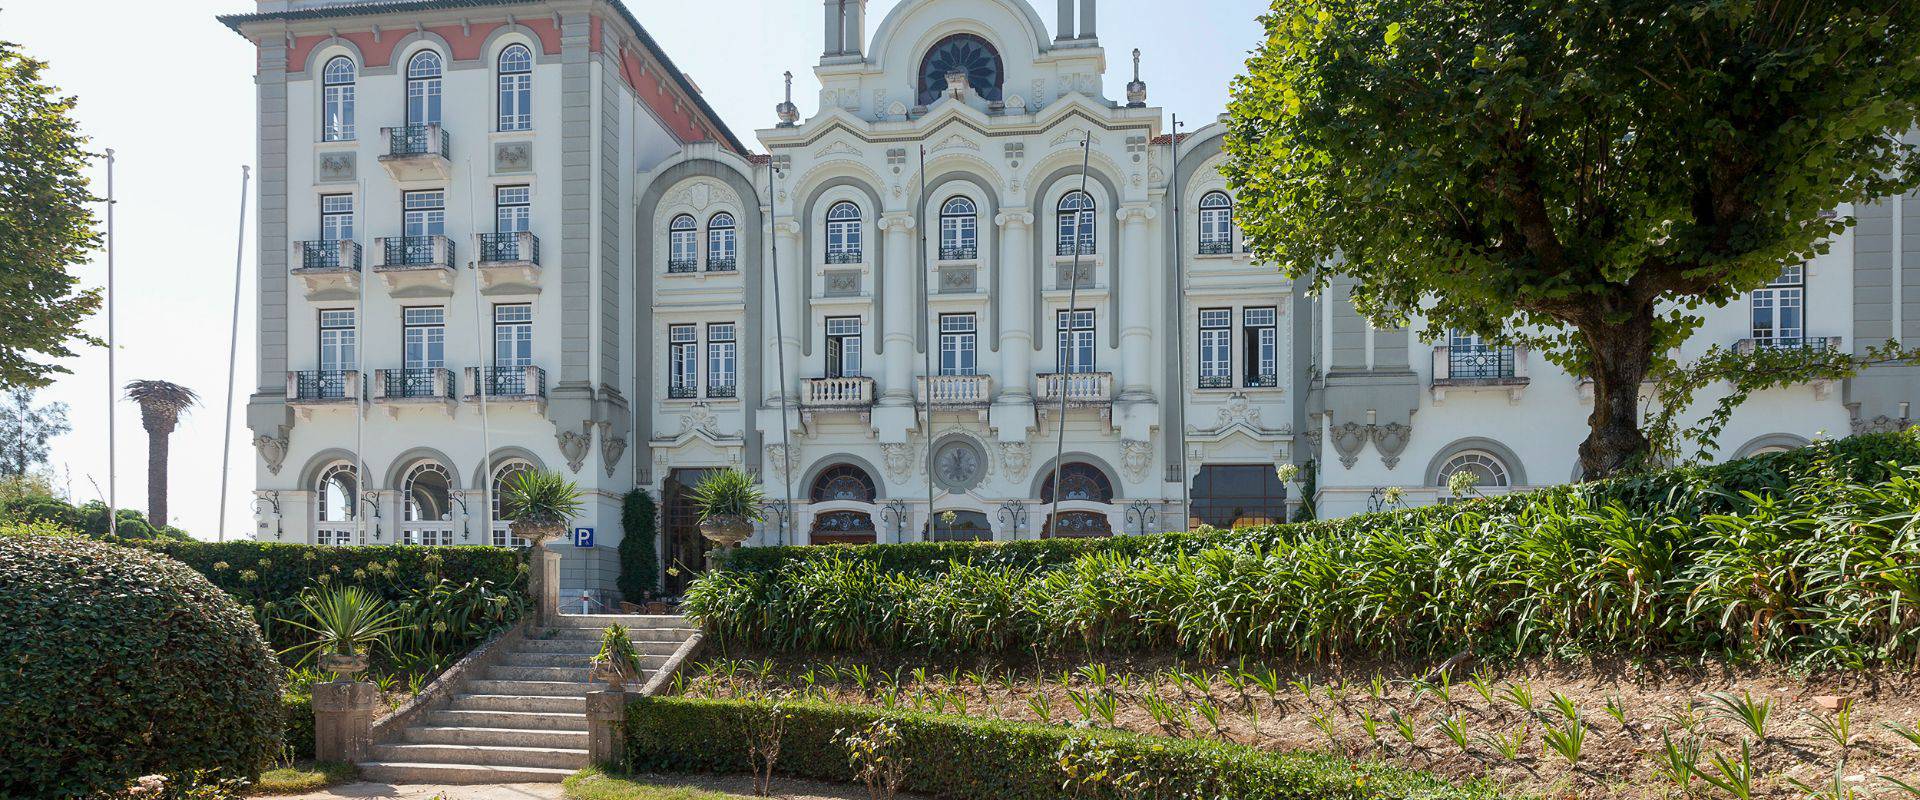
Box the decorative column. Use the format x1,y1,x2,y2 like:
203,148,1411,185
586,689,627,767
995,210,1036,399
311,680,378,763
1117,204,1157,399
767,220,804,403
879,213,917,405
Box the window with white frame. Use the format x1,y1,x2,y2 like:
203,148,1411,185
1244,307,1278,387
826,201,862,263
1056,191,1096,256
1751,264,1805,347
939,197,977,260
405,50,443,127
402,306,446,375
668,324,698,398
706,212,737,271
1198,191,1234,254
321,56,356,142
488,460,533,547
1437,450,1512,492
1198,309,1232,388
939,314,977,376
495,186,530,234
318,309,356,375
825,317,863,378
403,189,445,240
496,44,532,132
668,215,698,272
314,462,359,546
320,195,354,242
493,302,532,368
706,323,737,397
1056,309,1096,373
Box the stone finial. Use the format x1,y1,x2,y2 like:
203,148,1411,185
1126,48,1148,108
776,70,800,126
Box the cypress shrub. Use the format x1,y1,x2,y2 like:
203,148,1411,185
618,489,660,601
0,536,283,798
625,697,1493,800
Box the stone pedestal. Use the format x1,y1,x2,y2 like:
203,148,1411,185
586,689,629,767
311,680,378,763
530,541,560,629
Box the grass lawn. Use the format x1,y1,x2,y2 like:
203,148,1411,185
564,770,744,800
564,768,894,800
250,762,359,795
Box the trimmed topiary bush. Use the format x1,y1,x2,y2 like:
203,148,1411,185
0,535,284,798
618,488,660,602
626,697,1494,800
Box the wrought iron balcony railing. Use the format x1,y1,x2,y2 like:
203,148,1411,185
1734,335,1841,355
668,385,698,400
1245,373,1279,389
1198,239,1234,255
939,243,978,261
383,368,453,400
381,235,454,269
298,240,361,270
667,258,698,274
1197,374,1233,389
387,123,449,158
706,256,737,272
706,383,738,398
478,232,539,265
1447,345,1517,380
1056,239,1096,257
826,249,863,265
471,365,547,398
291,370,357,401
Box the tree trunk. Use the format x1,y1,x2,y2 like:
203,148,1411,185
1578,304,1656,479
146,426,170,528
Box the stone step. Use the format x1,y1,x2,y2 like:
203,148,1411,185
499,651,596,668
463,679,593,698
371,742,588,771
551,613,686,629
356,761,577,785
404,725,589,749
425,708,589,731
488,661,666,683
447,693,587,714
511,637,605,654
537,626,697,642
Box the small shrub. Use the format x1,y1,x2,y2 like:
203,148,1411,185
0,536,283,798
619,489,661,601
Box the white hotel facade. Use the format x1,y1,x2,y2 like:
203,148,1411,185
225,0,1920,602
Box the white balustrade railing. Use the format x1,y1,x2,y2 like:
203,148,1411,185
802,376,875,406
1035,372,1113,403
918,375,991,405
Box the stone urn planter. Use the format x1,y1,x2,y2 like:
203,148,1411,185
698,514,753,547
318,652,369,680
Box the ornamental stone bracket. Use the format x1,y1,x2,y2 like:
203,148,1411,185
1330,420,1369,470
1327,418,1415,470
254,429,291,476
556,426,593,473
1372,422,1412,470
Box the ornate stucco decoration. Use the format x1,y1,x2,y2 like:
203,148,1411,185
1121,439,1153,483
881,442,915,481
764,444,802,477
1330,420,1370,470
556,427,592,473
930,438,988,493
1000,441,1032,476
601,434,627,478
493,141,531,174
1372,422,1412,470
1851,412,1913,435
254,432,290,475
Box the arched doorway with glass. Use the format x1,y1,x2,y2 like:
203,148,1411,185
807,464,879,545
400,461,457,545
1039,462,1115,538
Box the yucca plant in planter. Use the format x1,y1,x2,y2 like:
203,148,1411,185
501,470,585,626
279,585,404,680
690,468,765,548
589,624,643,692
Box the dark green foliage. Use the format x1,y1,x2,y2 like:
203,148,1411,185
2,492,187,541
625,697,1492,800
0,536,283,798
282,693,315,761
618,489,660,601
0,387,69,476
687,432,1920,667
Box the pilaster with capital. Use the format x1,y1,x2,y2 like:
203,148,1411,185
1117,204,1157,398
995,209,1036,399
879,213,917,404
765,219,804,402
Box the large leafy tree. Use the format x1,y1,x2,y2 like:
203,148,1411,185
0,39,101,388
1224,0,1920,477
0,387,69,477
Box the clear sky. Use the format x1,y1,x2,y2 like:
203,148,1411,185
4,0,1270,539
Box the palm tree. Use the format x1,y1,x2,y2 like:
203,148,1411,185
123,380,197,528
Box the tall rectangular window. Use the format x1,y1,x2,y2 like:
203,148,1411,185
1056,309,1096,373
668,325,698,399
1752,265,1805,346
402,307,446,369
706,323,737,397
939,314,977,376
493,304,532,368
320,195,354,242
1243,307,1277,388
318,309,356,373
321,58,356,142
1198,309,1232,388
825,317,863,378
495,186,530,233
403,190,445,237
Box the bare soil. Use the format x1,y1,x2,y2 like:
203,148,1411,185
678,650,1920,799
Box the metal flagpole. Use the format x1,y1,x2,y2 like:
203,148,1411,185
105,148,118,539
1046,136,1093,537
917,146,935,539
217,165,252,542
354,177,368,544
767,159,797,547
1169,116,1190,531
467,161,494,545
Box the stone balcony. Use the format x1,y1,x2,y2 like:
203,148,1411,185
286,370,362,418
372,367,457,416
372,235,456,295
475,232,541,294
290,240,361,300
378,124,451,182
1430,345,1530,405
801,376,876,427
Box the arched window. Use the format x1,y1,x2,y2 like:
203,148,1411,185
1198,192,1233,254
497,44,533,131
401,462,455,546
810,464,877,503
706,212,737,271
826,201,863,263
321,56,356,142
489,459,534,547
405,50,444,127
917,33,1004,106
939,197,978,260
810,510,877,545
1043,510,1112,539
1040,463,1114,503
1437,451,1511,491
314,463,358,546
668,215,698,272
1056,191,1096,256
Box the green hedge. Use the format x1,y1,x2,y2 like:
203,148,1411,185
282,693,315,762
624,697,1493,800
686,431,1920,666
125,540,525,606
1,494,189,541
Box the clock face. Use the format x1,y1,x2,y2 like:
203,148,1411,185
917,34,1003,106
932,440,987,492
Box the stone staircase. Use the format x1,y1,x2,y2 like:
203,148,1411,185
357,614,696,784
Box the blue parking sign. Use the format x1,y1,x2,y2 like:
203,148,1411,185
573,527,594,548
